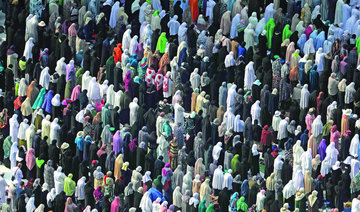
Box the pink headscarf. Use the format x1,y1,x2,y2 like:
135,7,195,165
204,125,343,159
162,163,171,176
304,25,313,40
129,138,137,152
64,197,76,212
97,145,107,158
25,148,36,170
71,85,81,101
68,23,78,37
111,196,121,212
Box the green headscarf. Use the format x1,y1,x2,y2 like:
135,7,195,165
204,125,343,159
265,18,275,49
153,10,159,16
282,24,292,42
156,33,168,54
237,197,248,211
75,67,84,86
205,204,215,212
32,88,46,109
3,136,12,158
36,157,45,168
198,199,207,212
231,154,240,173
64,174,76,196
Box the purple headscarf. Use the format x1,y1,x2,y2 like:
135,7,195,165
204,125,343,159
134,42,144,60
113,130,123,155
66,61,76,82
7,45,15,55
93,186,103,202
318,139,327,161
124,72,132,91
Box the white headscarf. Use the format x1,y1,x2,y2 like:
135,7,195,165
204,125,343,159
300,84,310,109
244,61,256,90
311,115,323,137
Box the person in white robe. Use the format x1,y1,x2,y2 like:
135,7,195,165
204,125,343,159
168,15,180,36
300,84,310,110
234,115,244,133
190,68,201,91
350,134,360,157
311,115,323,137
244,24,256,49
88,77,101,103
277,118,289,140
140,191,153,212
10,142,19,169
9,114,19,143
174,103,185,127
256,190,266,211
81,71,91,91
226,84,237,113
0,172,8,204
129,98,139,126
49,118,60,144
23,38,35,60
345,82,356,105
320,156,331,176
122,29,132,51
212,142,223,161
325,142,339,166
212,166,224,191
54,166,66,195
75,176,86,202
39,67,50,90
224,109,235,130
55,57,66,76
129,35,139,55
41,115,51,144
230,14,241,39
26,124,35,150
244,62,256,91
12,163,23,187
18,78,28,97
293,166,304,191
250,100,261,125
223,169,233,190
303,38,315,55
351,156,360,179
301,149,312,175
283,180,296,200
178,23,188,44
17,119,29,143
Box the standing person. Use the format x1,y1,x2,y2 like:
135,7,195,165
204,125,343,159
0,172,7,204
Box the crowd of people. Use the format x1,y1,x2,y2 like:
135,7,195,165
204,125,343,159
1,0,360,211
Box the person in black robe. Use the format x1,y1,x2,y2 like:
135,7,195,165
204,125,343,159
144,150,156,173
16,194,26,212
114,177,126,196
54,191,66,212
218,189,231,210
154,156,165,179
136,142,146,168
248,183,260,208
264,148,274,179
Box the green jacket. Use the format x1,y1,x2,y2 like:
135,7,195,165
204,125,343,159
282,24,292,42
265,18,275,49
64,174,76,196
32,88,46,109
237,197,248,212
75,67,84,86
156,33,168,54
